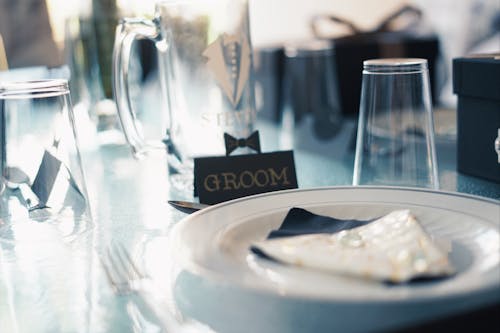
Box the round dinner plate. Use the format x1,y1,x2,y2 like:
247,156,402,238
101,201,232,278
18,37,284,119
170,186,499,332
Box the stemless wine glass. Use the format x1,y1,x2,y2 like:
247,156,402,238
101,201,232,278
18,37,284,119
353,58,439,189
0,79,92,241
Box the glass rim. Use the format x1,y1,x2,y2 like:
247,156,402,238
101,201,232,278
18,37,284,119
285,39,333,57
156,0,234,5
363,58,428,73
0,79,69,99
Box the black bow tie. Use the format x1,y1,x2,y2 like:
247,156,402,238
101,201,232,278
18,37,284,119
224,130,261,156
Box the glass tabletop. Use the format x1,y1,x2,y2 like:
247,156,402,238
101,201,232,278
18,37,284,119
0,108,498,332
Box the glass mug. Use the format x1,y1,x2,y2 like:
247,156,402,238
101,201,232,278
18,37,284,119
113,0,256,191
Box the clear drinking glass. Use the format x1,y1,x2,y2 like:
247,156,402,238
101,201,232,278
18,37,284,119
280,40,342,151
0,79,92,241
353,58,439,189
65,15,128,146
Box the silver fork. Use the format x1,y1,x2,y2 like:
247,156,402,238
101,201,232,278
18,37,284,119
99,243,183,332
100,243,149,294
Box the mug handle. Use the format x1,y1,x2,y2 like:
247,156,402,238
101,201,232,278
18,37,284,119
113,18,160,157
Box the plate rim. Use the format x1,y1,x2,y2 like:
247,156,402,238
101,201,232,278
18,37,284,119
189,185,499,216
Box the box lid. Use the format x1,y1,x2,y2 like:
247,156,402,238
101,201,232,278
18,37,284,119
453,55,500,101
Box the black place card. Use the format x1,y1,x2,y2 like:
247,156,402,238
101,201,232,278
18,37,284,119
194,150,298,205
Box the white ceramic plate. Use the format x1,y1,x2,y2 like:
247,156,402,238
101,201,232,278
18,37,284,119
171,187,499,302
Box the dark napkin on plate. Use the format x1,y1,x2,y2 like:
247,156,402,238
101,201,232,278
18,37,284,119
250,207,374,259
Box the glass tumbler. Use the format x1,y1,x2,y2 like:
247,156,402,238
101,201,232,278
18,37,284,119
0,80,92,241
281,40,342,145
353,58,439,189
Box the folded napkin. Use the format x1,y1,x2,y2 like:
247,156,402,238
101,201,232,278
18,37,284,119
266,207,374,239
251,209,454,283
250,207,373,259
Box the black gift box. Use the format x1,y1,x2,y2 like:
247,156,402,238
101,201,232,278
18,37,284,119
312,5,441,116
332,32,440,116
453,55,500,183
253,45,285,122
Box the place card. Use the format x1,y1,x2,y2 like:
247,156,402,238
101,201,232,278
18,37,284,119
194,150,298,205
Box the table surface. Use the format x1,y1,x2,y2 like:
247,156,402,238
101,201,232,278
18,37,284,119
0,106,499,333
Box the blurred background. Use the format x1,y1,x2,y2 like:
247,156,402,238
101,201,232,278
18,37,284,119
0,0,498,129
1,0,498,92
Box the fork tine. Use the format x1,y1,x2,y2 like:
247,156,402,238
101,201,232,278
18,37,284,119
111,243,135,282
99,243,201,332
114,242,147,280
99,243,135,294
99,247,122,293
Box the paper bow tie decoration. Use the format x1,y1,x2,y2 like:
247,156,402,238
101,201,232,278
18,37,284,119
311,5,424,37
224,130,261,156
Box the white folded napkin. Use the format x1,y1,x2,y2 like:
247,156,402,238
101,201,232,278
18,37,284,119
252,210,455,283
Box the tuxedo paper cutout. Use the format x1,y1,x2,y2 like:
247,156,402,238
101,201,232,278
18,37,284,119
203,33,251,107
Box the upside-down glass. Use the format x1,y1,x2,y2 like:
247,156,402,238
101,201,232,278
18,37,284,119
0,80,92,241
280,40,342,151
113,0,256,192
353,58,439,189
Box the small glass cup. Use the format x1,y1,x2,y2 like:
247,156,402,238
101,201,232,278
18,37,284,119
353,58,439,189
280,40,342,150
0,79,92,241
